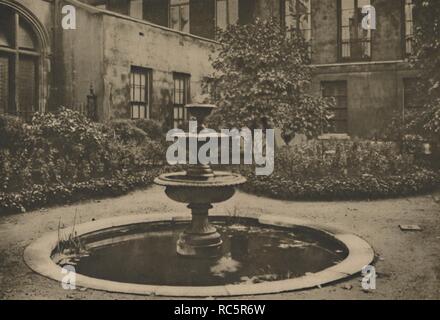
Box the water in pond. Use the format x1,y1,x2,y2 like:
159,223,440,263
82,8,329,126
67,220,348,287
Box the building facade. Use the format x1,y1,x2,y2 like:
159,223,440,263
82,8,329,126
0,0,418,137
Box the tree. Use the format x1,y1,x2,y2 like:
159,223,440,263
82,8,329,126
413,0,440,100
205,18,333,143
409,0,440,139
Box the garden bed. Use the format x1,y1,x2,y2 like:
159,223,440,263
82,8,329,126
240,168,440,201
237,140,440,201
0,168,167,215
0,109,169,215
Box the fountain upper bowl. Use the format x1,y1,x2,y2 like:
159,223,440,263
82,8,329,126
154,171,246,204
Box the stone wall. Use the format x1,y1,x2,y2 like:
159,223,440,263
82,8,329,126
57,1,105,117
99,11,217,122
309,0,416,138
312,0,405,64
311,62,418,138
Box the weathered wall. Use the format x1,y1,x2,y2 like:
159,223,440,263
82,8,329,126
311,62,418,138
312,0,405,64
100,13,217,123
17,0,52,28
14,0,417,139
373,0,404,61
312,0,339,64
309,0,416,138
58,1,105,118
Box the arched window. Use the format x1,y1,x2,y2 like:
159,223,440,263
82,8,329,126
0,4,40,121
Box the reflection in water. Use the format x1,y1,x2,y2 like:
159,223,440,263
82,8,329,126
71,223,348,287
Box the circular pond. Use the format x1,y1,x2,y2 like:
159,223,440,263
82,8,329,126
69,219,348,287
24,214,374,297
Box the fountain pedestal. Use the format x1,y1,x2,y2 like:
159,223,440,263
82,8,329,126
177,204,222,257
155,103,246,259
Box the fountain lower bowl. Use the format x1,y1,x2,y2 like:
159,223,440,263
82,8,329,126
24,214,375,297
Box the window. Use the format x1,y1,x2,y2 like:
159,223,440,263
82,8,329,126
0,55,9,115
130,66,152,119
404,0,414,56
0,6,40,121
216,0,239,30
173,73,190,128
106,0,131,15
339,0,371,61
129,0,144,19
321,81,348,134
143,0,169,27
238,0,256,25
282,0,312,42
170,0,190,33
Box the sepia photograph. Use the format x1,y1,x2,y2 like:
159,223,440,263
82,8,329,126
0,0,439,306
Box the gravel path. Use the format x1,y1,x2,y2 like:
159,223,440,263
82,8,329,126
0,186,439,300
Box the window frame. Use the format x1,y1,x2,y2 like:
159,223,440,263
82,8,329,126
0,9,40,122
281,0,312,42
215,0,239,32
337,0,373,62
172,72,190,128
321,80,349,134
402,0,415,57
169,0,190,33
130,66,152,120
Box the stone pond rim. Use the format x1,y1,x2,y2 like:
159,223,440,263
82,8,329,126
23,213,375,297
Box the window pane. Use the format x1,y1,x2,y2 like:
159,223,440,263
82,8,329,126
358,0,369,8
229,0,239,25
216,0,228,30
405,0,414,55
0,55,9,114
132,104,139,119
170,6,180,30
180,5,190,33
284,0,311,42
129,0,143,19
297,0,309,15
0,29,11,47
18,55,36,116
170,0,188,4
0,9,14,48
18,20,37,50
139,105,146,119
130,73,135,100
322,81,348,134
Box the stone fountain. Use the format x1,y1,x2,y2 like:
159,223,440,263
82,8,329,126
154,104,246,258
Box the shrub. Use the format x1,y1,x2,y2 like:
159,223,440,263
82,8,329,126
108,119,148,145
0,109,167,214
133,119,165,141
0,168,169,214
0,115,28,149
239,140,440,200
